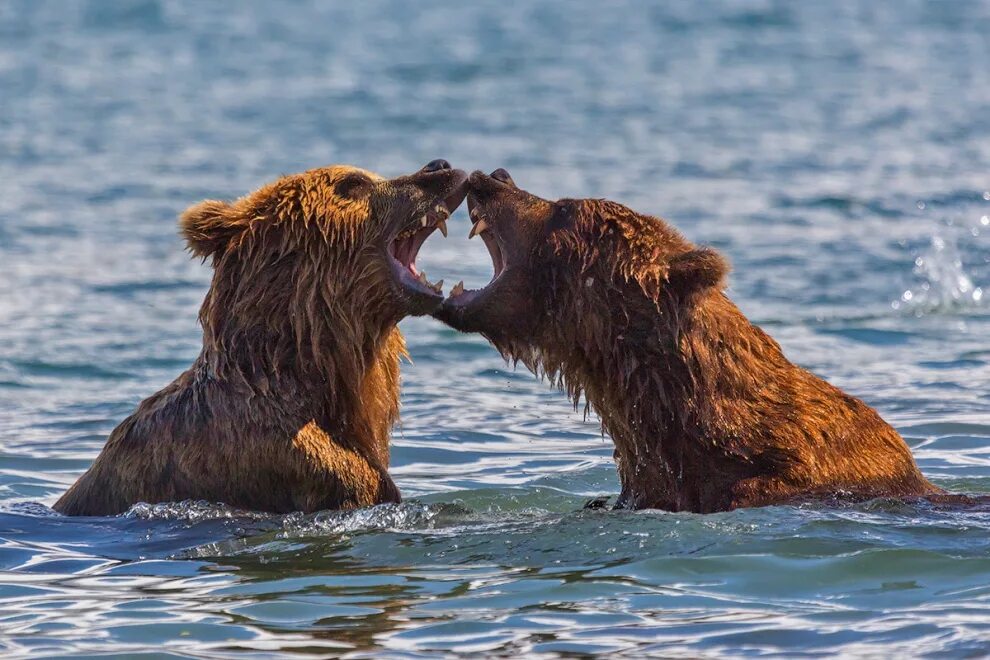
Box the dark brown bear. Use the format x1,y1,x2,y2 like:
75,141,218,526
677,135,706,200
55,161,467,516
435,168,941,512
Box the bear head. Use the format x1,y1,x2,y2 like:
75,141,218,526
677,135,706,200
182,160,466,319
434,168,728,363
180,161,467,383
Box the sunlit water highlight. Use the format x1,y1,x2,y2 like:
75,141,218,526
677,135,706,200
2,1,990,656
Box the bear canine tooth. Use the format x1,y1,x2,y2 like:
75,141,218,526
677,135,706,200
468,219,489,239
437,218,448,237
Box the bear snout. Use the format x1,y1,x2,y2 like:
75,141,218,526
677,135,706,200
422,159,452,172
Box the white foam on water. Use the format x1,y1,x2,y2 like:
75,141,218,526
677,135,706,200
124,500,272,522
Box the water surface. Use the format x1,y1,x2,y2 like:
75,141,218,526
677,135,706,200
2,1,990,656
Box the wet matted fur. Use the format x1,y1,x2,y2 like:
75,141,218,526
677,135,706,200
435,170,940,512
55,162,467,516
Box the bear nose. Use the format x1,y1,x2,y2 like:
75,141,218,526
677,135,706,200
490,168,515,186
423,159,451,172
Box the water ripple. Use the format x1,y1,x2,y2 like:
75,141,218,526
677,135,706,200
2,0,990,656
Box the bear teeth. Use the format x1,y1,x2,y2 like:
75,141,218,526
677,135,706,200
468,218,489,239
390,207,455,295
451,280,465,297
414,271,443,294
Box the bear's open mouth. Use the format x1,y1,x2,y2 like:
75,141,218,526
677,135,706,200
446,199,505,304
388,172,467,300
388,203,451,295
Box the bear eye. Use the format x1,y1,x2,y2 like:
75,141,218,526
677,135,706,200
335,174,371,199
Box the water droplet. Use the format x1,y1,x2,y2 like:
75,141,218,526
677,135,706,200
898,207,986,314
983,191,990,201
917,200,926,210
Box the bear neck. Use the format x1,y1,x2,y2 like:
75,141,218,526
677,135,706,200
539,269,694,434
196,269,401,418
537,264,784,510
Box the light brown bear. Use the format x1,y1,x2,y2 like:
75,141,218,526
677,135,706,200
436,168,942,513
55,160,467,516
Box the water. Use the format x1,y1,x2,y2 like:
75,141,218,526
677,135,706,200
2,0,990,656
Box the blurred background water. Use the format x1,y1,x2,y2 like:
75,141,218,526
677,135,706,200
1,0,990,656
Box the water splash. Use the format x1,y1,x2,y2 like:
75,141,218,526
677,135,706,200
124,500,273,522
892,211,987,315
278,502,451,536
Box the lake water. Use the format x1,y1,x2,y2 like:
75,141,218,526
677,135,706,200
2,1,990,656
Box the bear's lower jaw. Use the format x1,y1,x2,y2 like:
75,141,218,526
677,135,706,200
432,295,474,330
433,277,497,331
388,253,443,317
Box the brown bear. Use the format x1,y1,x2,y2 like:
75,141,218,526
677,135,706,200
435,168,942,513
54,160,467,516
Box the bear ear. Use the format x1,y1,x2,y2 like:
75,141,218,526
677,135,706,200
667,247,730,294
179,200,242,259
545,201,577,235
